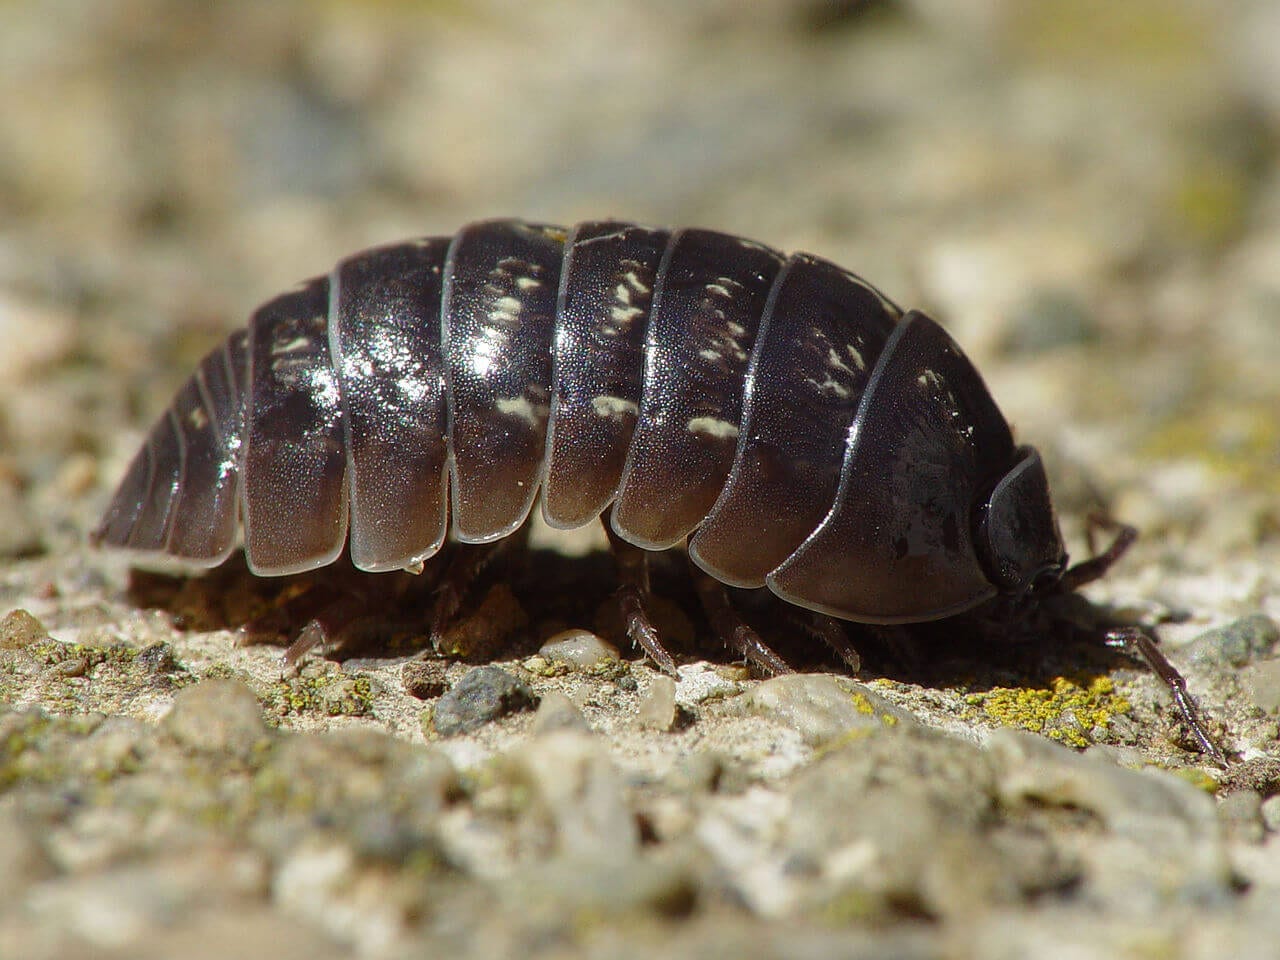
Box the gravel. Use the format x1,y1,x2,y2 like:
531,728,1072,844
3,0,1279,957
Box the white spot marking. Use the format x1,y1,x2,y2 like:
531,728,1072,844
687,417,739,440
516,277,542,291
610,304,645,326
826,347,854,376
621,269,650,295
806,376,851,400
591,395,639,420
307,366,341,412
492,296,522,323
495,396,547,426
916,369,943,390
272,334,313,355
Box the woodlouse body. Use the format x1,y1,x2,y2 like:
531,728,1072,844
95,218,1069,625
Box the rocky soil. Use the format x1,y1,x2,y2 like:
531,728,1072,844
2,1,1278,957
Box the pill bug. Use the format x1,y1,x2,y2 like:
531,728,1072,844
93,218,1224,762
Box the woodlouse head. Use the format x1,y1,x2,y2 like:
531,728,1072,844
974,446,1068,601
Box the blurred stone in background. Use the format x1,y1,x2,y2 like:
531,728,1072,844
1,2,1278,956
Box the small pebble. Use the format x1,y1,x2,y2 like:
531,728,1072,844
162,679,269,761
539,629,620,670
1218,790,1265,845
999,289,1099,354
136,642,179,674
0,483,43,560
638,675,678,732
1187,614,1280,668
402,659,449,700
738,674,913,746
1244,660,1280,714
1261,795,1280,833
531,690,591,735
430,665,537,736
673,662,746,708
0,607,48,648
53,656,89,678
0,805,56,898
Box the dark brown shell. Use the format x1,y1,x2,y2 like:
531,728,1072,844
95,218,1066,624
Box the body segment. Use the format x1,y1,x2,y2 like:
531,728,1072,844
95,218,1065,625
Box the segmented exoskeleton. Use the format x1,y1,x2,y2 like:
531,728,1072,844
93,218,1224,762
95,218,1065,617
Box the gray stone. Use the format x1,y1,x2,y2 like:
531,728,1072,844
1243,659,1280,714
539,629,620,670
135,642,179,675
1187,614,1280,667
530,690,592,735
637,675,678,731
161,679,269,761
1219,790,1266,845
430,666,538,736
736,673,915,746
986,729,1232,906
499,730,638,863
1261,794,1280,833
0,802,56,898
1000,289,1099,354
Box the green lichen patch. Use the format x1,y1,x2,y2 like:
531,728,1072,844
264,665,380,719
964,676,1133,749
0,632,192,716
0,708,114,792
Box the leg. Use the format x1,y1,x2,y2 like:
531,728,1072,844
1060,518,1138,592
1106,626,1226,766
238,569,407,671
602,512,679,675
687,557,793,677
430,537,517,652
805,612,862,674
281,590,373,668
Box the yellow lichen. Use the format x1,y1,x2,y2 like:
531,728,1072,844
1171,767,1221,794
847,690,877,716
965,675,1132,749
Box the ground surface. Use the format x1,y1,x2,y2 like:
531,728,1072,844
2,1,1279,957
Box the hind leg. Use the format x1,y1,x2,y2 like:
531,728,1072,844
687,557,793,677
602,512,680,675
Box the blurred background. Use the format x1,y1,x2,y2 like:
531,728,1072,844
0,0,1277,610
